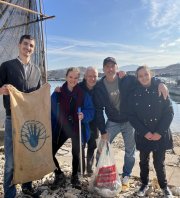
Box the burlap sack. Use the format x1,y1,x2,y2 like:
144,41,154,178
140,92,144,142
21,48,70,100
8,83,56,184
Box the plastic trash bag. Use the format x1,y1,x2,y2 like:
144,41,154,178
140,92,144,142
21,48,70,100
89,140,122,197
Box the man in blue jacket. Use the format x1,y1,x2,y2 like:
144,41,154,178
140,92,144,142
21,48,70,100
52,67,99,178
79,67,99,176
93,57,168,192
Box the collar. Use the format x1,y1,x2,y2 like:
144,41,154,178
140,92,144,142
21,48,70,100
17,57,31,66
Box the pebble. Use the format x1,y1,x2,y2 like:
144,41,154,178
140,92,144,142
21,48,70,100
64,192,78,198
0,135,180,198
171,186,180,196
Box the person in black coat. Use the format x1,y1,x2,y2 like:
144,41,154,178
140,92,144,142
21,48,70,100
128,65,174,198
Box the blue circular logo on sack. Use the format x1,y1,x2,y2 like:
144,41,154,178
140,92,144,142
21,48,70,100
20,120,48,152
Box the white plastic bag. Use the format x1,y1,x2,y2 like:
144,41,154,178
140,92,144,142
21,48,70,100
89,140,122,197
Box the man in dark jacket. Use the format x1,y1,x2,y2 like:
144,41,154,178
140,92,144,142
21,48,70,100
0,35,41,198
93,57,169,192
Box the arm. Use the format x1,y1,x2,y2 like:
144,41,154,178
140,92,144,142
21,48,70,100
51,92,60,123
152,77,169,100
0,85,9,95
51,92,61,142
0,63,9,95
117,71,126,78
81,93,94,123
155,97,174,136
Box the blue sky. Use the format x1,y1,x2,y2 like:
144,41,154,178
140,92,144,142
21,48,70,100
43,0,180,70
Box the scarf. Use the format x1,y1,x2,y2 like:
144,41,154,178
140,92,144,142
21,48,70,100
59,82,84,134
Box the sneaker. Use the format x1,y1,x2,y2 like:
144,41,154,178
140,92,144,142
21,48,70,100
137,184,149,197
162,186,173,198
71,174,81,190
22,187,41,198
122,176,130,192
51,172,66,190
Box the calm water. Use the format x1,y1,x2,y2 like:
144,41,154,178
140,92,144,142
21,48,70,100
49,81,180,133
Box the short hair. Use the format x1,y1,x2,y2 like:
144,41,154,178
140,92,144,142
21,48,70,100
19,35,35,44
136,65,152,77
85,66,98,76
66,67,80,77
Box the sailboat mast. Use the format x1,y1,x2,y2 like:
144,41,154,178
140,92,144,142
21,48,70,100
39,0,47,83
0,0,47,17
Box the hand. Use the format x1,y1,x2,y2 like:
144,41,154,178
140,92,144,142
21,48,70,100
78,112,84,120
54,86,61,92
158,83,169,100
151,133,161,141
144,132,153,140
118,71,126,79
98,133,108,154
101,133,109,141
0,85,9,95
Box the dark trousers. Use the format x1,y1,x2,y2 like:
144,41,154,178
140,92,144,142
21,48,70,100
52,125,80,176
82,129,97,172
139,150,167,189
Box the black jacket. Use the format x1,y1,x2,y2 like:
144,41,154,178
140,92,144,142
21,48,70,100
93,75,137,134
128,82,174,152
0,59,41,115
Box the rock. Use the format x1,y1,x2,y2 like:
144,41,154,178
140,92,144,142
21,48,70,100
64,192,78,198
1,134,180,197
171,186,180,196
38,186,49,191
40,189,49,196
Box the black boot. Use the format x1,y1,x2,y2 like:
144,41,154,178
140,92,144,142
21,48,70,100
22,186,41,198
87,152,94,176
51,172,66,190
87,162,93,176
161,186,173,198
71,174,81,190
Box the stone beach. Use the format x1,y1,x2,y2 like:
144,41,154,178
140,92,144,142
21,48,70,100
0,133,180,198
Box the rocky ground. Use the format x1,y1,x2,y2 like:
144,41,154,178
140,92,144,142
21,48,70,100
0,134,180,198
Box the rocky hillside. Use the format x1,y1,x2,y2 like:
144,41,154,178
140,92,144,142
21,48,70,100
153,63,180,76
48,67,88,80
48,63,180,80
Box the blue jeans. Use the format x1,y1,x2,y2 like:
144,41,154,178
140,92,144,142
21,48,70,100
105,120,135,177
4,116,16,198
3,116,32,198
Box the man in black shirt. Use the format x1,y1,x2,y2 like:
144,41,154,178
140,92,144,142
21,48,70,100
0,35,41,198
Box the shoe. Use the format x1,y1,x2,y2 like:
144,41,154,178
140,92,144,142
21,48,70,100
122,176,130,192
51,172,66,190
71,174,81,190
162,186,173,198
137,184,149,197
87,169,93,177
22,187,41,198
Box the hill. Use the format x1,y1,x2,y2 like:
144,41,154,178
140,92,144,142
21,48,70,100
48,67,87,80
153,63,180,76
47,63,180,80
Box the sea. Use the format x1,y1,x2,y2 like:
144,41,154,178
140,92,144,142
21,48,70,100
49,80,180,133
